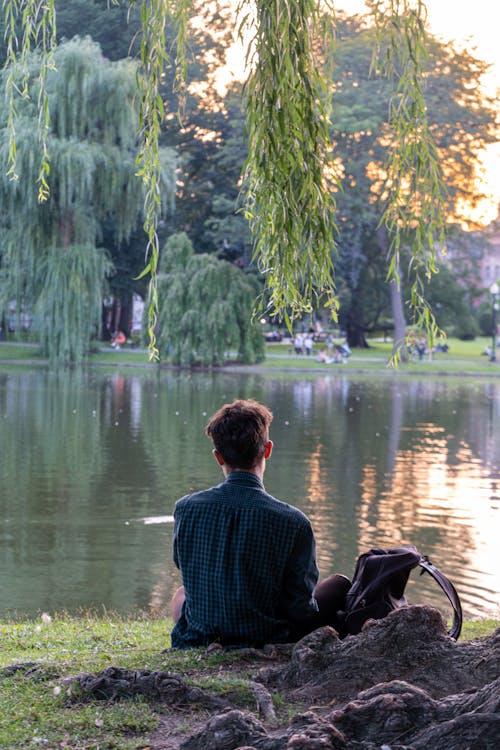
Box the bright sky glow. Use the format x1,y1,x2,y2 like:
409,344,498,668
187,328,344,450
338,1,500,221
220,1,500,224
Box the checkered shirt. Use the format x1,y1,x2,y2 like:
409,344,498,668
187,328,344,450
171,470,319,648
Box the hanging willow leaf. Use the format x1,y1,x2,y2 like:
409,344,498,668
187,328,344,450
240,0,340,324
370,0,447,360
131,0,192,360
2,0,56,198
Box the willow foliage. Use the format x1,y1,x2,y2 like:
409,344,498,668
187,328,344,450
241,0,340,325
2,0,449,350
157,232,265,366
0,36,175,366
370,0,447,352
36,244,113,365
2,0,56,199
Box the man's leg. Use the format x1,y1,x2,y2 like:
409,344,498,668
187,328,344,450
314,574,351,630
171,585,185,623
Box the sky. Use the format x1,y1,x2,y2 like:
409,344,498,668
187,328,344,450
338,0,500,222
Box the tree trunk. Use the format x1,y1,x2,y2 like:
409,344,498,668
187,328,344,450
377,224,408,362
389,277,408,361
346,322,369,348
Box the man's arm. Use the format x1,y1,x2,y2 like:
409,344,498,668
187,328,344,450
172,507,180,569
279,519,320,634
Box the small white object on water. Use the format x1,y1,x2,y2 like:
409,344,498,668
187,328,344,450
140,515,175,525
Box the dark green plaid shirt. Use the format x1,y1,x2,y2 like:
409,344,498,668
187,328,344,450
171,470,319,648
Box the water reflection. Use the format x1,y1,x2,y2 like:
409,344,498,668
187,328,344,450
0,370,499,620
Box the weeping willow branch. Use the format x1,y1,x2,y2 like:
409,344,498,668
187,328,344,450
240,0,340,327
132,0,191,360
2,0,56,199
3,0,23,181
167,0,191,104
132,0,170,361
32,0,56,201
371,0,447,353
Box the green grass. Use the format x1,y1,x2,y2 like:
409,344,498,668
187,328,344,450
0,342,46,362
0,614,497,749
260,336,500,376
2,336,500,376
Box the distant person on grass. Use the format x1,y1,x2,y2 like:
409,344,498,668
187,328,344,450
170,399,350,649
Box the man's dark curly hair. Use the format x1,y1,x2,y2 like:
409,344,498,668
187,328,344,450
205,399,273,470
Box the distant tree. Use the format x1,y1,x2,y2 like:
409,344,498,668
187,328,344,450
330,14,498,349
0,38,175,365
55,0,141,61
157,233,265,365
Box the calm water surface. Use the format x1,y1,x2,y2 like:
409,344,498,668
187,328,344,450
1,368,499,621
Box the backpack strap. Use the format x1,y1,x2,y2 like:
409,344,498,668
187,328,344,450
418,556,463,640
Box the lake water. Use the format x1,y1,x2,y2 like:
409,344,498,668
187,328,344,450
1,368,499,622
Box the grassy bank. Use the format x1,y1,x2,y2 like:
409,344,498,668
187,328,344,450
0,614,497,749
1,337,500,376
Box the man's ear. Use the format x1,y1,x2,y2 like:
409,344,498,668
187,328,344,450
264,440,273,460
213,449,225,467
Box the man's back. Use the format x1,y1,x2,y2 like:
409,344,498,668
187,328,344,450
171,470,319,648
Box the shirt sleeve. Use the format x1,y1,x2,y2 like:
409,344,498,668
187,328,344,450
172,505,180,569
279,518,320,627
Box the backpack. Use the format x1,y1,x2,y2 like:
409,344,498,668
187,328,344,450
337,545,463,640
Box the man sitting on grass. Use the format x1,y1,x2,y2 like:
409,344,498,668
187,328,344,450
170,398,349,649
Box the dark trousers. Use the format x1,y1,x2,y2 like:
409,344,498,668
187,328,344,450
287,573,352,641
171,573,352,643
313,573,351,629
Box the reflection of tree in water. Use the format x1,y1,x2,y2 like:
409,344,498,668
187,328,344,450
352,379,499,616
0,370,105,612
2,372,498,618
0,370,104,521
258,376,499,617
82,373,167,614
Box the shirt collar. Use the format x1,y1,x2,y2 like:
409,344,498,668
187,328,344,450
225,470,264,490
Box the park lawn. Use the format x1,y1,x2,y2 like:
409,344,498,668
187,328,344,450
0,343,46,362
0,614,497,750
1,336,500,375
262,336,500,375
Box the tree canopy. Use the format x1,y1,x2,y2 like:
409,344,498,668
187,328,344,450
0,37,175,365
1,1,465,348
1,0,498,359
329,13,498,347
157,232,265,365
